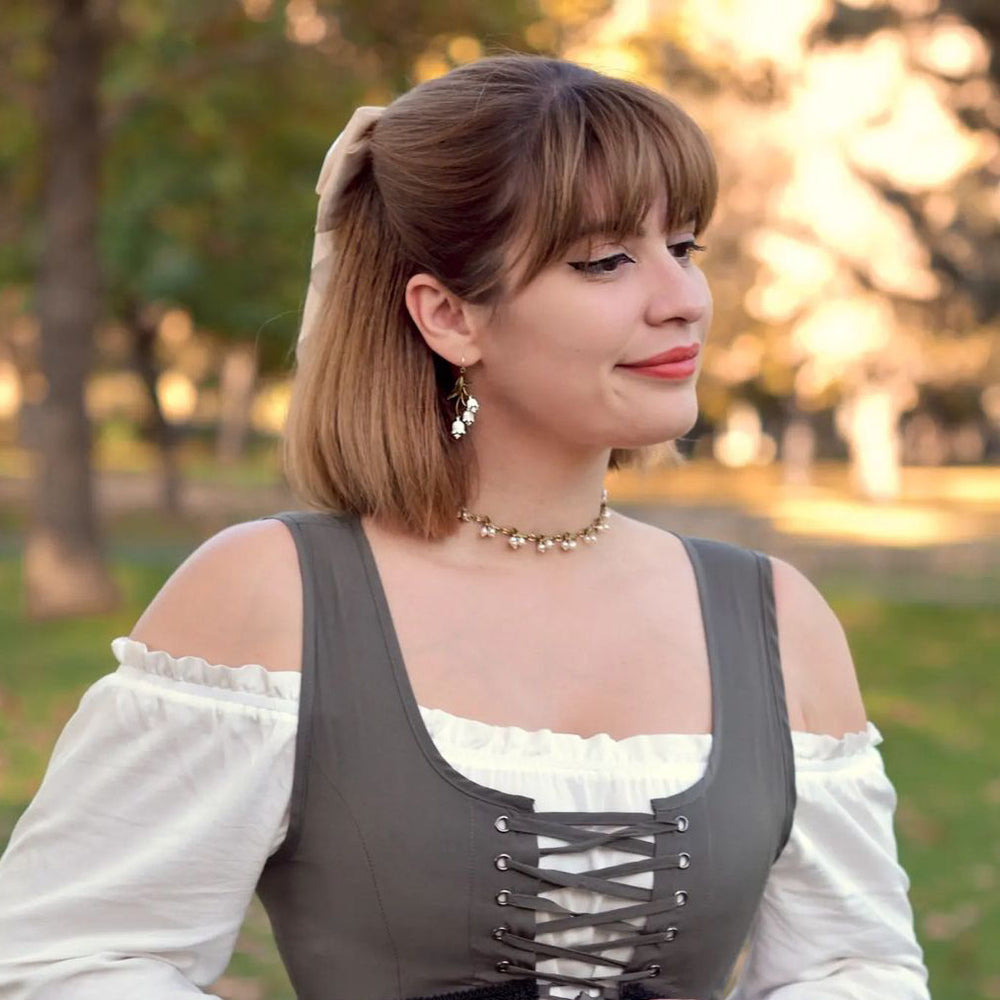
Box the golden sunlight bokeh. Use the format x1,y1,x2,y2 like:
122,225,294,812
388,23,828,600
571,0,1000,543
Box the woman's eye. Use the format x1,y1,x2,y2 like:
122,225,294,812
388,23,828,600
568,252,636,277
669,240,707,264
568,242,705,276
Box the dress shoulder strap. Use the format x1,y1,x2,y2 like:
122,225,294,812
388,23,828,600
254,508,363,863
676,534,796,858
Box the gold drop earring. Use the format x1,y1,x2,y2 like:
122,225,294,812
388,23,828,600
447,358,479,439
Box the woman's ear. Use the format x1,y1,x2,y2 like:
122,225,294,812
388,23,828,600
405,272,482,367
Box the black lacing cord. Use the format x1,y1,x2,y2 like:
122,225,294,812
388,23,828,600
493,812,689,992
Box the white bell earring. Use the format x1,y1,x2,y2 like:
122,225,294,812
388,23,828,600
447,357,479,439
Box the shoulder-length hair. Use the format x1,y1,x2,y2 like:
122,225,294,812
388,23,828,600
282,53,717,540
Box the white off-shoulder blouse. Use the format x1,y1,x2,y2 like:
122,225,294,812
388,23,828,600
0,637,931,999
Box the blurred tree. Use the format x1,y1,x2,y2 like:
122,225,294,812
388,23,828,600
101,0,538,502
557,0,999,496
19,0,122,619
1,0,540,617
814,0,1000,320
656,0,1000,499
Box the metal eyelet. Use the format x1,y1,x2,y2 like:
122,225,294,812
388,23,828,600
674,889,688,906
494,815,510,832
678,852,691,869
496,889,512,906
676,815,689,832
646,963,661,977
492,924,509,941
665,926,678,941
496,960,511,973
495,853,511,871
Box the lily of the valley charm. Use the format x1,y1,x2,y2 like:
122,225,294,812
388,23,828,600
447,366,479,439
457,490,610,554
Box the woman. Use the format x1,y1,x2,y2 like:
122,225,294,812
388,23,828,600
0,55,929,999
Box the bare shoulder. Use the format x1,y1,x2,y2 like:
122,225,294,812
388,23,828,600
129,517,303,673
767,554,868,737
611,512,867,737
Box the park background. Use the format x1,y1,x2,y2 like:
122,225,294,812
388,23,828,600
1,0,999,997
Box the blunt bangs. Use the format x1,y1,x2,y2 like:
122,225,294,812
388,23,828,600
506,79,718,294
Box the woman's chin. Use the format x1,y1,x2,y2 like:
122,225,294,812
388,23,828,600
610,417,698,450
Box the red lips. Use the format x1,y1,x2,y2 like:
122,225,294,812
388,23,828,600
622,344,700,367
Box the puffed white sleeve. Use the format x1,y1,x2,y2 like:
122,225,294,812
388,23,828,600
730,722,931,999
0,637,299,999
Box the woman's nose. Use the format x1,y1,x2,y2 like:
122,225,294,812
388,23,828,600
645,254,709,327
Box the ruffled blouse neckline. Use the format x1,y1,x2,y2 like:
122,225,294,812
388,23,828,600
110,636,882,764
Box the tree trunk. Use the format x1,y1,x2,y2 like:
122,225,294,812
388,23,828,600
128,303,183,516
24,0,120,619
781,408,816,487
838,382,904,502
215,343,257,465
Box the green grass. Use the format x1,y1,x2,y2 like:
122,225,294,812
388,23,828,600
0,539,298,1000
829,593,1000,999
0,537,996,999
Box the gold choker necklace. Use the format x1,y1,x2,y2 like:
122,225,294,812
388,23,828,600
457,490,610,553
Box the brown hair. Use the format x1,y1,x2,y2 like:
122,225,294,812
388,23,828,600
282,53,717,539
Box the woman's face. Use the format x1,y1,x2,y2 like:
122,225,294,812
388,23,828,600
470,193,712,454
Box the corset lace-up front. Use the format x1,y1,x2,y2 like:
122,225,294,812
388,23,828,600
255,512,796,1000
491,810,691,998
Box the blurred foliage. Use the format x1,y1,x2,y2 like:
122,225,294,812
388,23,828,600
0,0,542,374
843,596,1000,1000
2,0,998,489
552,0,1000,481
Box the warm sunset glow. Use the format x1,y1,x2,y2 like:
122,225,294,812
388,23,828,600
173,339,215,381
526,20,559,52
414,52,451,83
0,361,22,420
713,401,777,467
285,0,327,46
767,497,984,546
157,309,193,348
564,0,658,81
850,76,994,191
792,296,896,363
915,17,991,77
252,380,292,435
555,0,997,501
240,0,272,20
705,333,765,385
155,370,198,423
447,36,482,64
678,0,827,68
85,372,148,420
